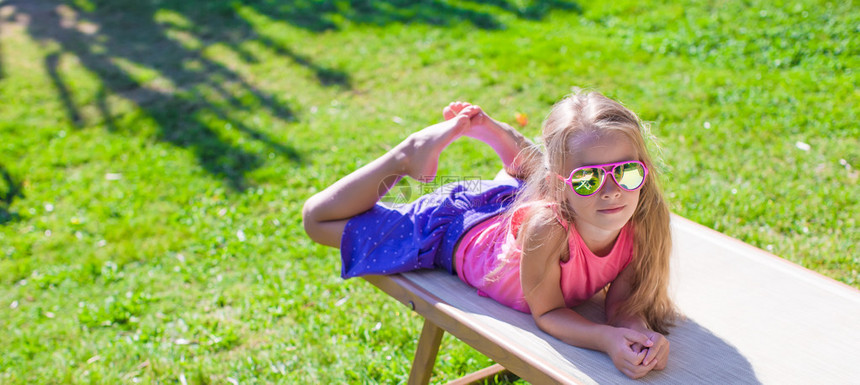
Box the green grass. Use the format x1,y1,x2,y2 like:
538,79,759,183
0,0,857,383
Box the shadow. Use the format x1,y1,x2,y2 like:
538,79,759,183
639,318,763,385
273,0,582,32
45,52,82,126
251,34,351,88
0,12,4,80
379,270,762,384
522,294,761,384
0,164,23,225
94,85,118,132
4,0,579,190
5,0,310,191
476,0,583,21
567,295,762,384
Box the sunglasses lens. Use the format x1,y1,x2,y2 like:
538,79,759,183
614,162,646,190
570,168,603,196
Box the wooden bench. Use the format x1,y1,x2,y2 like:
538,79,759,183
363,215,860,384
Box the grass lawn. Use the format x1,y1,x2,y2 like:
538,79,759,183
0,0,857,383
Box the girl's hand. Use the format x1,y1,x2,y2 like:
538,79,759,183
605,327,657,379
640,330,670,370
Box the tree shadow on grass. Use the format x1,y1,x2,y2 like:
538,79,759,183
0,14,5,80
278,0,581,31
45,52,82,126
5,0,311,191
4,0,579,191
0,164,23,225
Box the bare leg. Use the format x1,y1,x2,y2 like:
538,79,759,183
443,102,535,179
302,108,479,248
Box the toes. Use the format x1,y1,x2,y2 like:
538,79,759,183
443,105,455,120
444,101,476,120
458,105,482,118
451,112,471,126
445,102,464,119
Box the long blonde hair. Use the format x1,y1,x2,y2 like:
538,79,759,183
509,90,677,334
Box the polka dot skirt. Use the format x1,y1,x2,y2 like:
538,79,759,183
340,179,521,279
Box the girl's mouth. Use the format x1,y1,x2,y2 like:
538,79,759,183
597,206,625,214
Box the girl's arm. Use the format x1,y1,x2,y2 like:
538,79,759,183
605,265,670,370
519,214,657,379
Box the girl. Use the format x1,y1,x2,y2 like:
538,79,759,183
303,90,677,379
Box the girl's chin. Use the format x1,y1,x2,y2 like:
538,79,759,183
575,217,631,235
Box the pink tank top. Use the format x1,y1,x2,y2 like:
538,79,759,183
454,203,635,313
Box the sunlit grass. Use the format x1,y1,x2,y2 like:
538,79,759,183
0,0,857,383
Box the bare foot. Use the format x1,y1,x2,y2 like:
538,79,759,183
442,101,533,179
394,107,478,183
442,101,472,120
442,101,510,143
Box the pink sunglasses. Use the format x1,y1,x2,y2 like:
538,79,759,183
556,160,649,197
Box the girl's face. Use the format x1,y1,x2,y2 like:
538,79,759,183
562,132,641,243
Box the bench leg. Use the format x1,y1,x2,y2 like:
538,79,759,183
444,364,516,385
409,319,445,385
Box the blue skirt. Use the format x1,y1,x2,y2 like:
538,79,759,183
340,178,521,279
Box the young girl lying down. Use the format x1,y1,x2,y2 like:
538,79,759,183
303,90,678,379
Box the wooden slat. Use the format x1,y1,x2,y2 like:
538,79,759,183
668,215,860,384
364,214,860,384
364,274,584,384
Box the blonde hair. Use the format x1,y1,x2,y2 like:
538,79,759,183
507,90,677,334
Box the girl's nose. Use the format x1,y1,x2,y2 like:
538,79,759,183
601,178,623,198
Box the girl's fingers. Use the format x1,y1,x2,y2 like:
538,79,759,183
643,344,658,366
621,367,635,379
652,352,667,370
622,363,651,379
619,349,655,379
644,351,659,368
643,335,669,366
619,330,651,366
622,346,646,366
636,349,648,366
655,343,670,369
624,330,652,348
